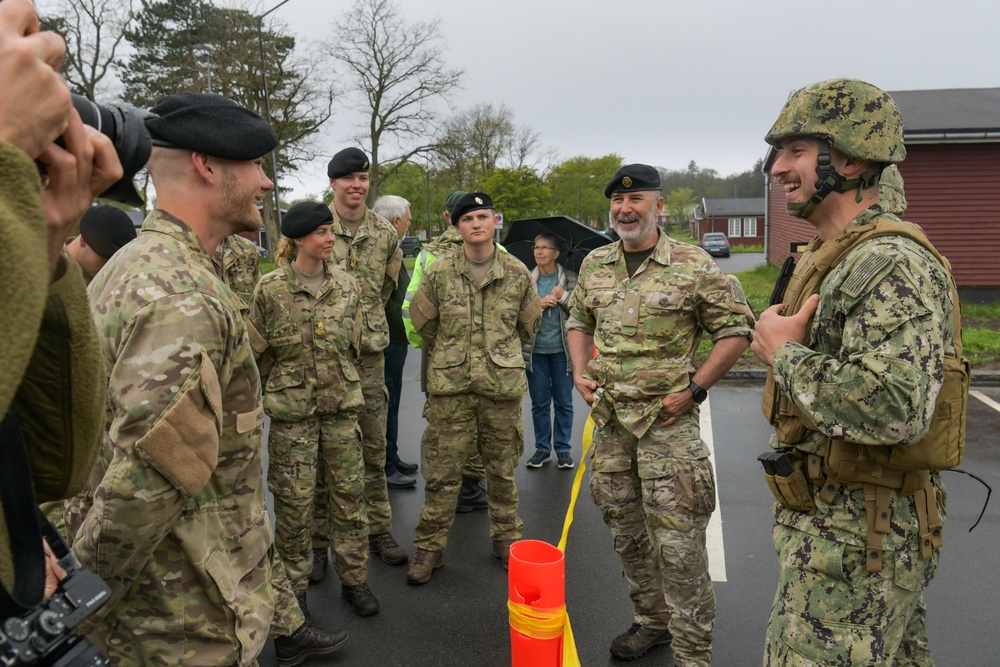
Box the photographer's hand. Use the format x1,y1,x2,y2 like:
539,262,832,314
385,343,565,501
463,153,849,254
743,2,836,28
42,539,66,599
0,0,72,159
37,110,123,276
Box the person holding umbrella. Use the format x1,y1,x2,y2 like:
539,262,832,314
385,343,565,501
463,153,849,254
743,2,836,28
525,232,577,469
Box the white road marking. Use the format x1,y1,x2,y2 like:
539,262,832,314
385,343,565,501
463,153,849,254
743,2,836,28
971,389,1000,413
701,397,727,582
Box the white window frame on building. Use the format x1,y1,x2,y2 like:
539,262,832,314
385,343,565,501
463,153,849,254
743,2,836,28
728,217,742,238
744,217,757,237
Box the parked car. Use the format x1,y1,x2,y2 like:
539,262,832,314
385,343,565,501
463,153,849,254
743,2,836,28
701,232,730,258
398,236,422,257
253,243,268,258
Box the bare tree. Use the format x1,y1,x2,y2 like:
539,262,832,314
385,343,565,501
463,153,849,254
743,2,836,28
40,0,135,100
436,103,543,188
325,0,463,201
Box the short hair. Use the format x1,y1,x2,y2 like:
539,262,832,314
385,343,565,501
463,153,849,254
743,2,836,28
534,232,561,251
372,195,410,222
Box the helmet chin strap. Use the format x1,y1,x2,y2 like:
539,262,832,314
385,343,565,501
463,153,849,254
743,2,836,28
786,140,882,219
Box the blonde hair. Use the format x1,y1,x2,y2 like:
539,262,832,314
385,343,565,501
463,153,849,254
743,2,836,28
276,236,298,261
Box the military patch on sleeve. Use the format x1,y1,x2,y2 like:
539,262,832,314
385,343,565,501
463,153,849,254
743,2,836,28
840,254,893,299
727,275,747,304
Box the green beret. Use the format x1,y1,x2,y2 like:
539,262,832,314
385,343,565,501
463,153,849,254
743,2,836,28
79,205,137,260
281,201,334,239
604,164,661,197
327,147,370,179
450,192,494,226
146,92,277,160
444,190,467,214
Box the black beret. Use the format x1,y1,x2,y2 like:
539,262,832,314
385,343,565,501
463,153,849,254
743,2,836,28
281,201,334,239
604,164,661,197
79,205,137,260
450,192,494,226
146,92,278,160
327,147,370,179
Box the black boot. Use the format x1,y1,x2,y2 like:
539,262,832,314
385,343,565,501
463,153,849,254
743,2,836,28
456,476,488,513
273,622,349,667
341,582,380,617
308,547,327,584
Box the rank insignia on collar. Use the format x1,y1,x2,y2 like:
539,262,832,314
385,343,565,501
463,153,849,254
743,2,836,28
622,176,632,187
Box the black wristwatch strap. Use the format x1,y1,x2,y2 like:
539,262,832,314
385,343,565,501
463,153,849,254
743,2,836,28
688,381,708,404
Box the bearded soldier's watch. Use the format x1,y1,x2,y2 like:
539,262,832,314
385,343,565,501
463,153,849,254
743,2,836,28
688,381,708,404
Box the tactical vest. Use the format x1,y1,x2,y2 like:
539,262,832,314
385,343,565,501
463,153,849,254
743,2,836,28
761,215,969,572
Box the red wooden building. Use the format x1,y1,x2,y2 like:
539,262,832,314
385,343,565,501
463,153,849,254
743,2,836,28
691,197,765,247
764,87,1000,299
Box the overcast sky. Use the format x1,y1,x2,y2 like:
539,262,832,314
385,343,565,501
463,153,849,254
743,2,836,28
248,0,999,200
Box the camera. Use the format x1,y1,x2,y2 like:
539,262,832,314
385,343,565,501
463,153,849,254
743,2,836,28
67,94,152,208
0,551,111,666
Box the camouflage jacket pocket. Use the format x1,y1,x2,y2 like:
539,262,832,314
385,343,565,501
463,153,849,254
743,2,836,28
263,366,310,421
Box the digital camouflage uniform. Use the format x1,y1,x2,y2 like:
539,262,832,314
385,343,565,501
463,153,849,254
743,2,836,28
566,227,754,667
62,210,302,666
214,233,262,310
763,208,953,666
249,259,368,594
408,247,542,551
402,226,490,480
310,206,401,548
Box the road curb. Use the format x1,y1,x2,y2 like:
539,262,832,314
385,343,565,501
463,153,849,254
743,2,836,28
723,368,1000,387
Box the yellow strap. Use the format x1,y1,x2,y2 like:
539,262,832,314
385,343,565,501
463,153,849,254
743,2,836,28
508,601,567,640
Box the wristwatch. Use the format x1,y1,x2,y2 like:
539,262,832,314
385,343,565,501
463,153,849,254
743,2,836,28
688,381,708,404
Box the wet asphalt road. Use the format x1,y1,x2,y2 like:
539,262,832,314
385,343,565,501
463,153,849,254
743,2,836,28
256,347,1000,667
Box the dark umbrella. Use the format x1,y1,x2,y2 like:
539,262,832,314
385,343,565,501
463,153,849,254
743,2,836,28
502,215,614,274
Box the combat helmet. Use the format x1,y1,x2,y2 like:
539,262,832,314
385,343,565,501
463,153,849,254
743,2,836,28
878,164,907,216
765,78,906,219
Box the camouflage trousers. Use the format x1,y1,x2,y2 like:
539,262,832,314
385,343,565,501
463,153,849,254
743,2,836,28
764,523,938,666
269,413,368,591
413,394,525,552
267,546,307,638
590,412,716,667
314,351,391,545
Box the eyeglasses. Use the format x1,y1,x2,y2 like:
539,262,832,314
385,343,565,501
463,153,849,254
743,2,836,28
533,245,556,251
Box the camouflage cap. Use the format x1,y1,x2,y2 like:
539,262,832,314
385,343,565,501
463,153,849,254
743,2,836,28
879,164,907,215
765,78,906,164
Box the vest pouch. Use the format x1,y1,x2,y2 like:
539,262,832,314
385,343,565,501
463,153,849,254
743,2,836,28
866,355,969,471
772,463,816,513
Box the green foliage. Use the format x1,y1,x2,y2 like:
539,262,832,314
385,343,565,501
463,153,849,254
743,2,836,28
121,0,332,179
374,161,449,233
544,155,623,225
480,167,549,222
665,187,696,228
733,244,764,253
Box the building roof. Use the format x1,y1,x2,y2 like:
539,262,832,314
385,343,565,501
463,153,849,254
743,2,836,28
889,87,1000,140
701,197,765,217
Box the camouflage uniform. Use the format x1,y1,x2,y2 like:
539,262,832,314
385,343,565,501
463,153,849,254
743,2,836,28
214,233,261,309
310,206,401,547
763,208,953,666
63,210,302,666
249,259,368,593
402,226,488,480
408,247,542,551
566,227,754,666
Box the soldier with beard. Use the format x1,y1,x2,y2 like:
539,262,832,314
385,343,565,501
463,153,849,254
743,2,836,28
60,93,347,666
566,164,754,665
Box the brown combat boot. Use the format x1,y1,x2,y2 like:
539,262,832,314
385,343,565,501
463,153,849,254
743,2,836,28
609,623,672,661
406,549,443,585
491,539,513,570
308,547,327,584
369,532,408,565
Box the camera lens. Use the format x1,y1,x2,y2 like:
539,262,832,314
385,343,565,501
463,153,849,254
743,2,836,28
69,95,152,208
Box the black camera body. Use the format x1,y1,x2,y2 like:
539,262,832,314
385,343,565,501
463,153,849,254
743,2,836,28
0,552,110,666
